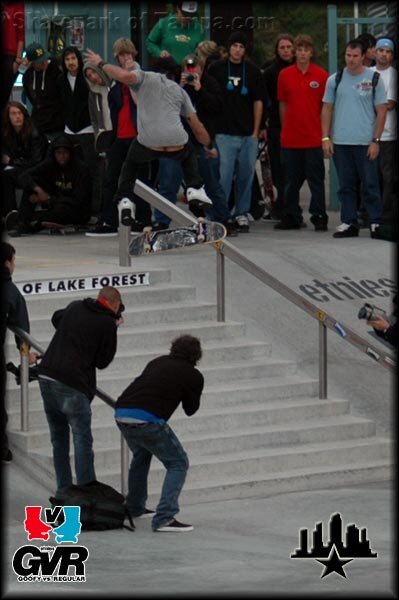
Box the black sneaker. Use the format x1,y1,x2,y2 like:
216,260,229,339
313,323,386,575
369,223,380,239
9,222,40,237
262,209,283,222
154,518,194,532
236,215,250,233
151,222,169,231
135,508,156,519
2,449,13,463
333,223,359,238
274,215,302,230
85,223,118,237
5,210,19,232
310,214,329,231
223,221,238,237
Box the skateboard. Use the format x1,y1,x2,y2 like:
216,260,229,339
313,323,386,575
257,141,276,214
40,221,88,235
129,219,226,256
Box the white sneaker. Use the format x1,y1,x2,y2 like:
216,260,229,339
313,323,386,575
118,198,136,226
186,186,213,208
154,519,194,532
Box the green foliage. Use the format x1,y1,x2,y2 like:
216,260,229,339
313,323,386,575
251,2,368,71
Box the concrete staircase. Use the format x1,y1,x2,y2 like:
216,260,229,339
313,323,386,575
6,267,393,503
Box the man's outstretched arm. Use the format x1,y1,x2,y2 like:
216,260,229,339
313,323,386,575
84,48,138,86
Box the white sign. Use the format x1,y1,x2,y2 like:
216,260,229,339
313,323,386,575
16,273,150,295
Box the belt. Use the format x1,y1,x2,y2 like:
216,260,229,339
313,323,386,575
119,422,151,428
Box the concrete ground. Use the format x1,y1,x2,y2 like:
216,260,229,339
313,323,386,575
2,193,396,597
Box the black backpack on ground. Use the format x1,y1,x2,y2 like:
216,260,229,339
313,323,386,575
49,480,135,531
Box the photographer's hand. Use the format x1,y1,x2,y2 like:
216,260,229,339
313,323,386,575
367,316,390,333
115,317,124,327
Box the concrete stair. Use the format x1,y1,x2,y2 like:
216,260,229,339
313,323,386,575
7,267,393,501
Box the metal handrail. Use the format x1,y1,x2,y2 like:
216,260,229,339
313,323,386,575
130,179,396,385
7,325,130,494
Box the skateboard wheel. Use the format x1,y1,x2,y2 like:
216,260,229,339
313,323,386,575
143,226,152,233
197,234,205,242
197,217,205,223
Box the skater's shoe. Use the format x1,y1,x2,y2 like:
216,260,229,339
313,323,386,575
274,215,302,230
186,186,213,210
154,519,194,532
118,198,136,226
222,221,239,237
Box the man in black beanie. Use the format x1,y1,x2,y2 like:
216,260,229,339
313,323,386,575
208,32,265,232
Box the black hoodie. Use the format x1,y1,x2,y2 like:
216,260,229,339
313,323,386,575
38,298,119,400
22,60,64,134
263,56,294,129
57,46,92,133
1,266,30,349
17,134,91,221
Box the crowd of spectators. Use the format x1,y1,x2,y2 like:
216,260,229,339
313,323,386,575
1,1,397,241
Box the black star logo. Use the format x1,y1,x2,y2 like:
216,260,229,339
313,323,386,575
316,545,353,578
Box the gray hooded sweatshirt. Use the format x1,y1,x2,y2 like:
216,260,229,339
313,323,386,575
83,61,113,134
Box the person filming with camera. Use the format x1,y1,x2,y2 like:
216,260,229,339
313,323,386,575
359,294,398,350
37,285,124,492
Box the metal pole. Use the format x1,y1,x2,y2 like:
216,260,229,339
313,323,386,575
216,250,225,322
19,342,30,431
120,435,130,496
118,224,131,267
319,322,328,399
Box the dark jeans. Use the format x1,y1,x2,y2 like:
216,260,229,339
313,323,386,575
117,421,189,530
379,140,398,225
281,147,327,222
156,145,230,226
115,138,203,207
333,144,382,225
18,193,89,227
267,127,285,215
66,133,100,217
39,378,96,491
102,137,153,228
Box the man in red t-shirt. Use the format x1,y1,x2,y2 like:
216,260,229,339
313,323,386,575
1,2,25,110
275,34,329,231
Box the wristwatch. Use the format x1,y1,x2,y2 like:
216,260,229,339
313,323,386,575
98,60,108,69
371,137,380,144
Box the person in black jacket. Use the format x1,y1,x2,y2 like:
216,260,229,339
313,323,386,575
38,286,124,491
6,134,92,236
57,46,101,218
22,42,64,140
367,294,398,350
115,335,204,532
1,242,38,462
1,101,47,220
262,33,294,221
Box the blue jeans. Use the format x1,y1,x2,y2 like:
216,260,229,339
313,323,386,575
281,147,327,222
117,421,189,530
156,147,231,225
39,378,96,490
215,134,259,218
333,144,382,225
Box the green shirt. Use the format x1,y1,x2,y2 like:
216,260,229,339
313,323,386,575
146,14,204,65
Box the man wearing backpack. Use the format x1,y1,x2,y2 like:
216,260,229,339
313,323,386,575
321,39,387,238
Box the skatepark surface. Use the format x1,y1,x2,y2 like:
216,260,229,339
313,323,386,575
2,200,396,597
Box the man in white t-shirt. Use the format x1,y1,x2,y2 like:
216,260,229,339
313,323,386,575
371,37,397,241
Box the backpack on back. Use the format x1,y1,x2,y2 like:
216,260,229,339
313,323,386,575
49,480,135,531
334,68,380,102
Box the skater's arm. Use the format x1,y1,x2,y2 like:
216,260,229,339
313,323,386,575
84,49,139,86
186,112,212,148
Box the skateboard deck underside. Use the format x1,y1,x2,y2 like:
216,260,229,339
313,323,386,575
129,222,226,256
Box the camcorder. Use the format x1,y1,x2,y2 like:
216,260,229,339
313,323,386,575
115,303,125,320
357,302,386,321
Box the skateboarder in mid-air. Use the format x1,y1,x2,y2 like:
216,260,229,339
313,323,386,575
84,48,215,224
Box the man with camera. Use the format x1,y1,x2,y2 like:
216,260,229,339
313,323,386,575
38,286,124,491
359,294,398,350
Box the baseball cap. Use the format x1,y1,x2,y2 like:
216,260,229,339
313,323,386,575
179,2,198,16
376,37,394,52
25,42,51,64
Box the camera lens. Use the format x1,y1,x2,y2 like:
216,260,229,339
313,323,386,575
185,73,195,82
